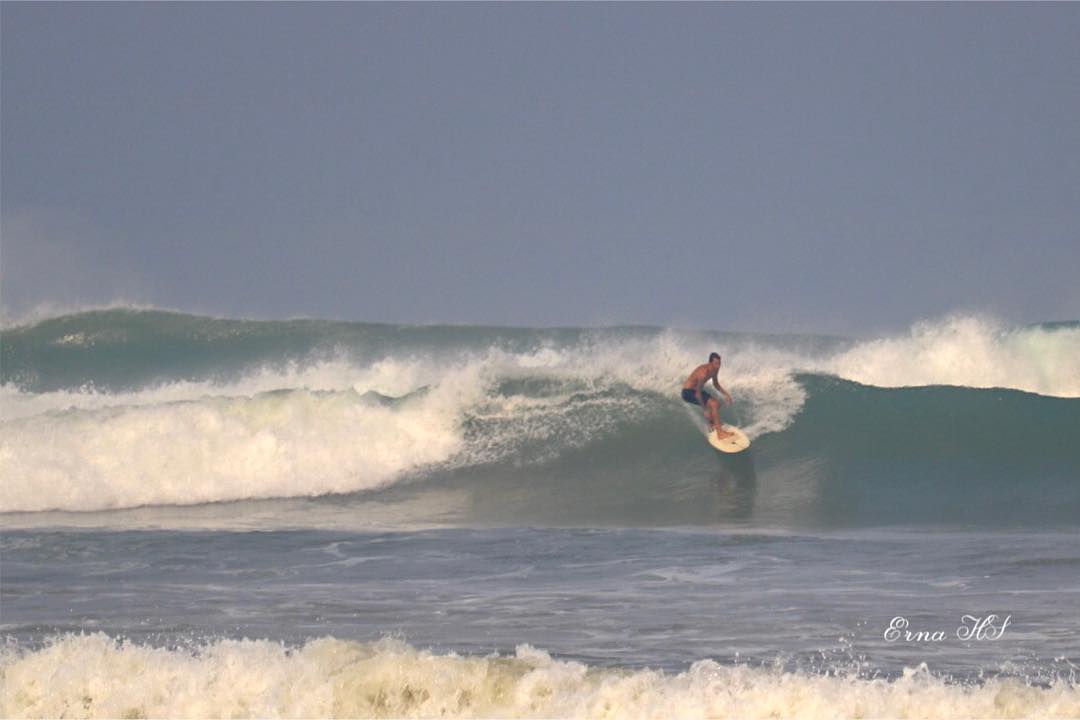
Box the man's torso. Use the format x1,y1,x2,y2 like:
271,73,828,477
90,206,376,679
683,363,714,390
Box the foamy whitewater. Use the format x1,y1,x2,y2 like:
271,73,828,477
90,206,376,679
2,310,1078,718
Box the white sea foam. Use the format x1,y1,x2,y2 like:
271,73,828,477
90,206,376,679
2,634,1077,719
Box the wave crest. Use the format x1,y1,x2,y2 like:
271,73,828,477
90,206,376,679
825,315,1080,397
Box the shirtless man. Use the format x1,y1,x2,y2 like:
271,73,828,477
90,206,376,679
682,352,734,439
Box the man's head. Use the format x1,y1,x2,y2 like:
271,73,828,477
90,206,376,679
708,352,721,369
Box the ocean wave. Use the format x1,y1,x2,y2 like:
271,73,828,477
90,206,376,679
0,300,166,331
3,309,1076,398
1,312,1076,516
2,634,1077,719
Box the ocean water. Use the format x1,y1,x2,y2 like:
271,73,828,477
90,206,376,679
1,310,1079,718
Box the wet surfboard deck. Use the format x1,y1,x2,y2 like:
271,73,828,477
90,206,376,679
707,426,751,453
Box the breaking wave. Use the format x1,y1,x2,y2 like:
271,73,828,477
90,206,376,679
1,311,1076,520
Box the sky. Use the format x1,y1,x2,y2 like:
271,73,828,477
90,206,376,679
2,3,1078,335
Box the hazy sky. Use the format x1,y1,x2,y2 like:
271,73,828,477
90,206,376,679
2,3,1078,334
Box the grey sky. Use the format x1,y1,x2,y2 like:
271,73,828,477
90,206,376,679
2,2,1078,334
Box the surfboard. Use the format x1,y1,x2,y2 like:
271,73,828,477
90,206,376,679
707,426,751,453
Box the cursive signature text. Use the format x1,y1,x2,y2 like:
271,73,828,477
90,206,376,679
883,614,1011,642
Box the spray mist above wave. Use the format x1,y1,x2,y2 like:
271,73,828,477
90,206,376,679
820,316,1080,398
3,633,1078,719
0,299,165,331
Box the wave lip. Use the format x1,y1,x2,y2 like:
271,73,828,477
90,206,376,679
3,634,1078,719
823,315,1080,398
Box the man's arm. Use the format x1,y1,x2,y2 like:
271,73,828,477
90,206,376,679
712,377,733,405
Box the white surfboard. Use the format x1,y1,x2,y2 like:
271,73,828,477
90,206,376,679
707,426,751,453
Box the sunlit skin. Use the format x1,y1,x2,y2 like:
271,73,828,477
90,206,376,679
683,356,734,438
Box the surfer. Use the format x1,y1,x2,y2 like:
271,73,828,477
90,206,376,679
682,352,734,439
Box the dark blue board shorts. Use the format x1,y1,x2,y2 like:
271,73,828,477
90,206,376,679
681,388,711,406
